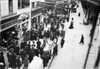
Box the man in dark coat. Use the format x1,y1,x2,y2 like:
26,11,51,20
47,29,50,38
29,46,35,63
27,41,31,50
7,49,17,69
37,39,41,51
14,45,20,55
61,38,65,48
20,41,27,49
34,47,39,57
40,45,44,58
44,31,47,38
53,43,58,55
24,45,30,54
42,51,50,67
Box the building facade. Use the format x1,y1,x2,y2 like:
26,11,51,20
31,0,44,29
0,0,44,46
0,0,19,41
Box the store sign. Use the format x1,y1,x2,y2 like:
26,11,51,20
0,19,18,32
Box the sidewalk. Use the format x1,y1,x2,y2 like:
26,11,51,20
49,2,92,69
85,15,100,69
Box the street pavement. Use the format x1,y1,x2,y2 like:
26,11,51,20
49,2,92,69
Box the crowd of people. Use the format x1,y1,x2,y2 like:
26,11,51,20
0,7,66,69
0,0,79,69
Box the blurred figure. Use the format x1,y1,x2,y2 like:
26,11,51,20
78,12,80,17
69,18,74,29
2,39,7,48
20,49,27,64
27,41,31,50
40,45,44,58
34,46,39,57
29,46,35,63
7,48,17,69
53,42,58,55
79,34,84,44
23,55,29,69
61,37,65,48
16,55,22,69
42,51,51,67
37,39,41,51
14,45,20,55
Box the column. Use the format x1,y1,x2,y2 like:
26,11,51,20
28,13,31,30
37,16,38,23
38,15,40,23
87,9,90,24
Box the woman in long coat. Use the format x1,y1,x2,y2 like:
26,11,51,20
79,34,84,44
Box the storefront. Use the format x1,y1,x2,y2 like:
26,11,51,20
1,14,20,32
31,7,44,30
17,13,30,42
0,14,20,47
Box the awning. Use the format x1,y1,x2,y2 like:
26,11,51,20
18,13,29,20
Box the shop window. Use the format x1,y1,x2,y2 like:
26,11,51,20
36,1,40,7
22,0,30,8
9,0,13,13
32,2,35,8
18,0,22,9
18,0,30,9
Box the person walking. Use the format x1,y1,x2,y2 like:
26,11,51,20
79,34,84,44
61,37,65,48
69,18,74,29
37,39,41,51
78,12,80,17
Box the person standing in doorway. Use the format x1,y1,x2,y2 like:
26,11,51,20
79,34,84,44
